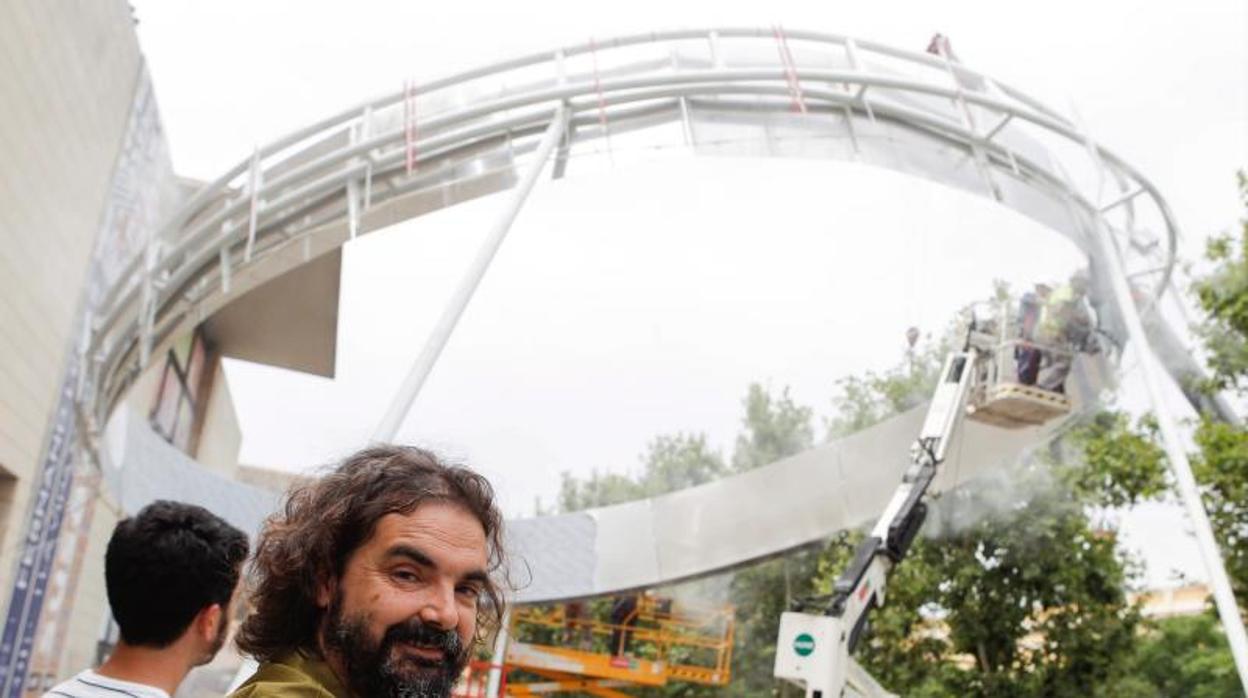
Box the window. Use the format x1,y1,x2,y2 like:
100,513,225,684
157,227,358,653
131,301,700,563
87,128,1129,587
149,329,214,454
0,465,17,542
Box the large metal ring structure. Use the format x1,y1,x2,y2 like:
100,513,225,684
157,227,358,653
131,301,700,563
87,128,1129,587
75,27,1248,689
81,27,1180,430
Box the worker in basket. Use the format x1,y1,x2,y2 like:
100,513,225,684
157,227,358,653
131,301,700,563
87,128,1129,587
1033,269,1098,394
1015,282,1052,385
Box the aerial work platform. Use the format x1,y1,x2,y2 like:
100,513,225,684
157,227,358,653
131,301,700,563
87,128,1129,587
456,596,733,696
967,381,1073,428
963,311,1077,429
776,317,1082,697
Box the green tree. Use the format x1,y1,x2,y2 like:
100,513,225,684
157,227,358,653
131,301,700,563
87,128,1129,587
731,384,814,472
1058,411,1169,509
824,339,945,439
1127,610,1240,698
1192,172,1248,395
1188,172,1248,608
557,432,726,512
1193,416,1248,606
724,383,820,696
556,469,644,512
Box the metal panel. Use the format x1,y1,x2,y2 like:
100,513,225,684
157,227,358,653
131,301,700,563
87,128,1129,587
101,410,279,540
205,250,342,378
506,354,1102,603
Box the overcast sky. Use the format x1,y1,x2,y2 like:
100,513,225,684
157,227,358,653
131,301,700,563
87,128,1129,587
130,1,1246,587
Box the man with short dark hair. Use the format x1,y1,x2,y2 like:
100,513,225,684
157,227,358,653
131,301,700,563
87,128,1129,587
44,500,249,698
231,445,507,698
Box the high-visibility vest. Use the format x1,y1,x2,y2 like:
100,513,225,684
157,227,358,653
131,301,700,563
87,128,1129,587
1037,285,1087,344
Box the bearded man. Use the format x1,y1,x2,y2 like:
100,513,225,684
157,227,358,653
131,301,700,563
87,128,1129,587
232,446,507,698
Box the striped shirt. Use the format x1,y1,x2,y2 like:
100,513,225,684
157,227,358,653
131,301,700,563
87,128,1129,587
42,670,170,698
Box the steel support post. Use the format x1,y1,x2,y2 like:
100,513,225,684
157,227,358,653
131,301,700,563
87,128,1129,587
1090,211,1248,694
485,608,511,697
372,102,569,442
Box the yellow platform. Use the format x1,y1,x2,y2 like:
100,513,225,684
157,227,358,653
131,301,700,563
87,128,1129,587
505,642,669,686
487,597,733,696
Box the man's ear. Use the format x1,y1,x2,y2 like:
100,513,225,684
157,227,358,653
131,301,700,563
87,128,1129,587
195,603,224,643
315,577,336,609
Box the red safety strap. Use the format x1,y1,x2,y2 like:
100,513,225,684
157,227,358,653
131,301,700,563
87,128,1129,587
773,26,808,114
590,37,613,156
404,80,418,175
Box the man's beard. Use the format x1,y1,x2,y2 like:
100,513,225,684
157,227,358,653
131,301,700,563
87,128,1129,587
323,595,470,698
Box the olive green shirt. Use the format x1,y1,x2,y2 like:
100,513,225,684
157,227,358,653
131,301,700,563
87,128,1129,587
230,651,351,698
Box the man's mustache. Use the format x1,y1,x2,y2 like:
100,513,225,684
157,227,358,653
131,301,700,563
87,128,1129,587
382,619,463,662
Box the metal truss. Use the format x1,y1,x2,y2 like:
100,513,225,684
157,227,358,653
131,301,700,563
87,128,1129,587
78,27,1179,431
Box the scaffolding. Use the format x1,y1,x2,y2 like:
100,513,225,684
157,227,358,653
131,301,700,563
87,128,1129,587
456,596,734,697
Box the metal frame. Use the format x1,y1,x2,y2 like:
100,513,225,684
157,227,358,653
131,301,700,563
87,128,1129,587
78,28,1181,435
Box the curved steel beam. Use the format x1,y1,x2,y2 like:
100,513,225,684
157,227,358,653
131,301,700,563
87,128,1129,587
80,31,1178,432
81,29,1178,438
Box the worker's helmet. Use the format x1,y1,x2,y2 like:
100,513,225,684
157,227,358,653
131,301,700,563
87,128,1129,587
1070,269,1090,293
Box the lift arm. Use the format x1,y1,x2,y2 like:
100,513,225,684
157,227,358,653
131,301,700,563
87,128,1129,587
774,348,979,698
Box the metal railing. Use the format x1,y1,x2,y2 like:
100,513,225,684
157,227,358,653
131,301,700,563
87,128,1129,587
79,28,1176,432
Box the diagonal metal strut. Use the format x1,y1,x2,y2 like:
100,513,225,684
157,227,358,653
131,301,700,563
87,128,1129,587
371,102,569,442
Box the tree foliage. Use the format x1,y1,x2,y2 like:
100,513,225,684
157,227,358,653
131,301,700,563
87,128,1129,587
1058,411,1169,509
824,339,945,439
731,384,814,473
725,383,819,696
1193,418,1248,606
1188,171,1248,610
1125,611,1240,698
556,432,726,512
1192,171,1248,395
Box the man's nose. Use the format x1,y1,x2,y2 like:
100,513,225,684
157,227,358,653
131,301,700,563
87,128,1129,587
417,582,460,630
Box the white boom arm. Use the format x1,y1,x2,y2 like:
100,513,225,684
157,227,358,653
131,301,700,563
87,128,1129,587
774,348,979,698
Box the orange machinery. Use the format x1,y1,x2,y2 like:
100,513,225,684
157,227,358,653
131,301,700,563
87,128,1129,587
456,595,734,697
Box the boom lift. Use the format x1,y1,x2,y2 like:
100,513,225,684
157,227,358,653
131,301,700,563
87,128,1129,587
774,315,1074,697
457,596,734,697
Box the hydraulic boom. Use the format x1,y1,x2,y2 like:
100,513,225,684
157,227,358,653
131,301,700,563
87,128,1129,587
774,347,979,698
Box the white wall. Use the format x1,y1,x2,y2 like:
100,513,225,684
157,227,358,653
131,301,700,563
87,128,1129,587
0,0,144,681
195,362,243,477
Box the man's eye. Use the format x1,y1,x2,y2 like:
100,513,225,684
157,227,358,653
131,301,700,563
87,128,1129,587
393,570,420,583
457,585,482,600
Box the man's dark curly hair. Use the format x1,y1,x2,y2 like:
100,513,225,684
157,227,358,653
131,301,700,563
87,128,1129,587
236,445,507,663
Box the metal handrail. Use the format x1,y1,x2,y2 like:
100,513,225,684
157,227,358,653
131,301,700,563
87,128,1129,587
81,28,1178,426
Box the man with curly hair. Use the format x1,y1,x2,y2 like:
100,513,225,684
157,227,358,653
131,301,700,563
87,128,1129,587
231,445,507,698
